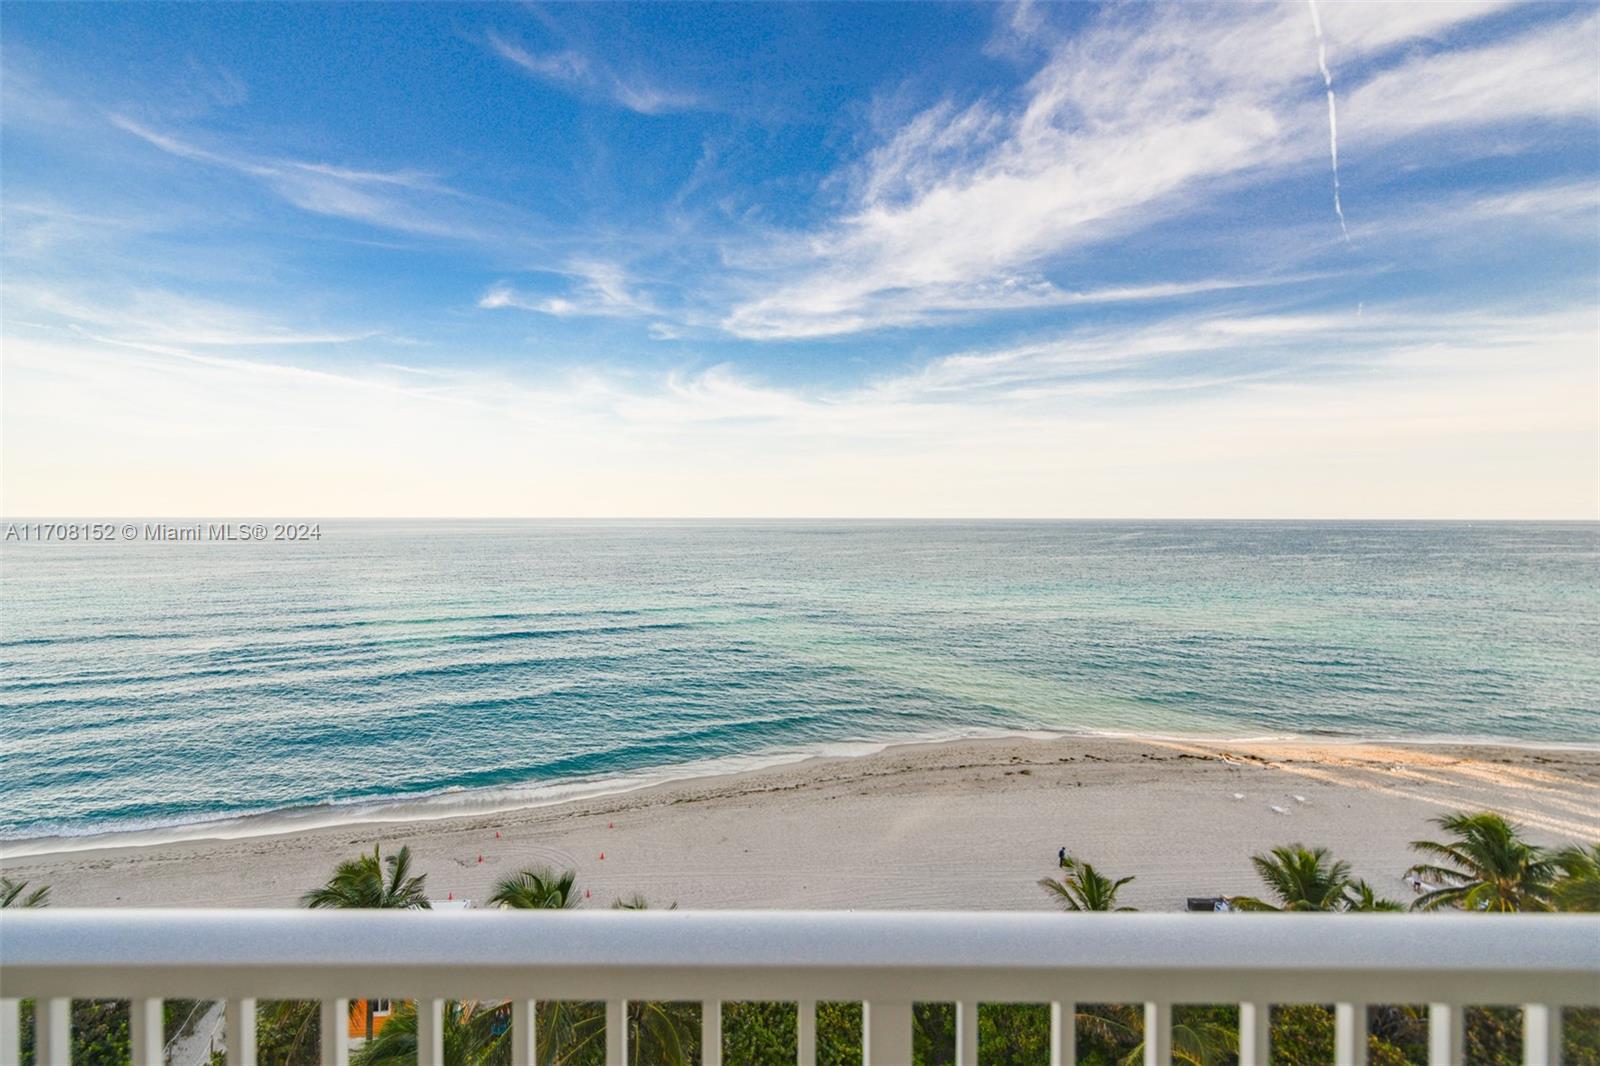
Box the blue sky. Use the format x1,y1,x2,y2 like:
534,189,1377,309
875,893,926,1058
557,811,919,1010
2,1,1596,517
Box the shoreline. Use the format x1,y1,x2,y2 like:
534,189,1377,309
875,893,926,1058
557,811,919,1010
6,726,1600,861
3,733,1596,911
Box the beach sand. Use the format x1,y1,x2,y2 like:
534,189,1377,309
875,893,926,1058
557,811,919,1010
4,735,1597,911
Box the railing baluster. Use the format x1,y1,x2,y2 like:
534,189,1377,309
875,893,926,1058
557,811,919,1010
796,999,816,1066
957,1000,979,1066
604,1000,626,1066
319,999,349,1066
1428,1002,1464,1065
1523,1004,1561,1066
130,998,162,1066
0,999,20,1066
227,997,257,1066
1142,1002,1171,1066
702,1000,721,1066
416,999,444,1066
34,998,69,1066
1050,1000,1075,1066
512,999,537,1066
1238,1002,1269,1066
863,1001,912,1065
1335,1002,1367,1066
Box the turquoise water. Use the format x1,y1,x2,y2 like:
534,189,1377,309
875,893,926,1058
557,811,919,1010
1,521,1596,843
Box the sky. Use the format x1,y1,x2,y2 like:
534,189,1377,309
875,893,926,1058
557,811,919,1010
2,1,1596,519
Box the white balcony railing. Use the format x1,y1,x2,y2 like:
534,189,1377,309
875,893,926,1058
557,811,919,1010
2,910,1596,1065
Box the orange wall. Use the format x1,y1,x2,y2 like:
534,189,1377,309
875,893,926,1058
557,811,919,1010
347,1000,395,1039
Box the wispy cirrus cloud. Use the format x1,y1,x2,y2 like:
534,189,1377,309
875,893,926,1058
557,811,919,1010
724,271,1343,340
720,3,1590,341
108,115,516,242
7,284,378,349
479,261,663,320
486,30,698,115
1338,11,1600,141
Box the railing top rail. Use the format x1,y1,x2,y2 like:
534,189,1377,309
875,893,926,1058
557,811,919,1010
3,909,1597,977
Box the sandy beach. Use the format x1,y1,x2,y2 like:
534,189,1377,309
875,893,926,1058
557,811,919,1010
4,735,1596,911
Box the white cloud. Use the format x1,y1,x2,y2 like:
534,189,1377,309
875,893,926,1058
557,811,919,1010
486,30,698,115
1340,12,1600,140
1311,1,1519,55
479,262,659,319
108,115,510,241
1470,181,1600,220
4,301,1593,518
8,286,375,348
722,2,1588,340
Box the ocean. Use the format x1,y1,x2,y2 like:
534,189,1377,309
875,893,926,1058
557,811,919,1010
1,520,1595,846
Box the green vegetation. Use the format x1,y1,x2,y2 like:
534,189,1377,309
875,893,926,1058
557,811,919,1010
0,876,49,908
301,844,431,911
489,867,580,910
1408,811,1561,912
1038,855,1136,911
1553,843,1600,912
1228,845,1401,912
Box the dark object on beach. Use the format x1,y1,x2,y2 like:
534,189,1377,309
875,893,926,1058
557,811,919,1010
1058,847,1067,866
1187,896,1231,912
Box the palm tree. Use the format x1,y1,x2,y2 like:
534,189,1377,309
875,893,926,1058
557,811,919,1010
1407,812,1558,912
1074,1004,1236,1066
301,844,431,910
545,1001,696,1066
302,845,430,1041
476,872,693,1063
351,1000,504,1066
1551,843,1600,913
1344,879,1404,912
1162,1011,1241,1066
489,867,580,910
349,995,698,1066
1230,845,1352,911
611,894,676,910
0,876,49,908
1038,856,1136,911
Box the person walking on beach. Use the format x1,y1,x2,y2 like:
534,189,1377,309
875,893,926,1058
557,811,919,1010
1058,846,1067,867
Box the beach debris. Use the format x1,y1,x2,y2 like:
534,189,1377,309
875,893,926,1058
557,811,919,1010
477,854,483,863
1293,794,1308,804
1231,792,1245,800
1269,804,1288,815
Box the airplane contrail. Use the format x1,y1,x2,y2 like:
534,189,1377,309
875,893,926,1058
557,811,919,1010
1306,0,1350,243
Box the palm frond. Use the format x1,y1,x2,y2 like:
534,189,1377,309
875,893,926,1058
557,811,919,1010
0,877,49,908
303,845,431,910
490,867,581,910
